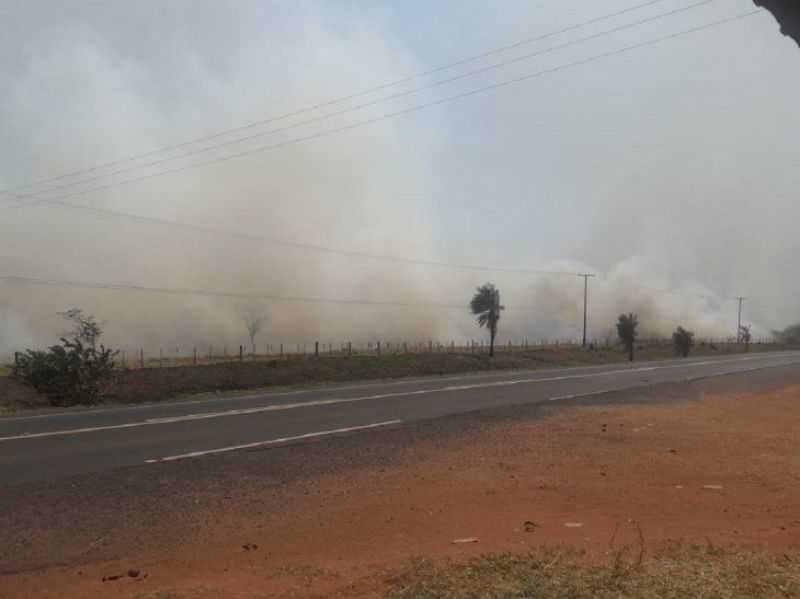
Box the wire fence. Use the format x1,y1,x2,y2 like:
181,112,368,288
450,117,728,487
110,336,784,370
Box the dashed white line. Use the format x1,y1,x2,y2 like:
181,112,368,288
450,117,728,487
144,420,401,463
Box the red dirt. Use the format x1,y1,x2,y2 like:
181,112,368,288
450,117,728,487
2,382,799,598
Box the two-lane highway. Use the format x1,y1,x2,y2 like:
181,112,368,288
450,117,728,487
2,351,799,487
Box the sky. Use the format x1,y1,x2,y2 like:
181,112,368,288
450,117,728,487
0,0,798,356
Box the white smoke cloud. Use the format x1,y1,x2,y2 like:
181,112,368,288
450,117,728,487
1,1,798,358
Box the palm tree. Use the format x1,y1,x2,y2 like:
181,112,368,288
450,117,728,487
616,313,639,362
470,283,505,357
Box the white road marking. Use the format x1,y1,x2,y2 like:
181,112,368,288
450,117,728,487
144,420,401,462
5,351,795,423
0,353,794,442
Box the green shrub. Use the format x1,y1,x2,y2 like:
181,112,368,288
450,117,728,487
672,326,695,357
13,338,117,406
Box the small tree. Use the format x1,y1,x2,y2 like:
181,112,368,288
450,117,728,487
616,313,639,362
13,310,117,406
240,307,267,346
470,283,504,357
672,326,695,357
59,308,102,347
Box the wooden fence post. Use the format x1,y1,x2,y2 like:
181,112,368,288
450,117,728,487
348,342,352,357
315,341,319,357
193,346,197,366
377,341,381,356
140,348,144,369
239,345,243,362
280,343,284,359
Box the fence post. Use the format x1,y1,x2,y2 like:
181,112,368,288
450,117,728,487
239,345,243,362
348,342,352,357
140,348,144,369
315,341,319,357
193,346,197,366
377,341,381,356
224,345,227,360
280,343,284,359
160,347,163,368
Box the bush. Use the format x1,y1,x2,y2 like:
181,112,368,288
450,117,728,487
12,338,117,406
672,326,695,357
774,323,800,347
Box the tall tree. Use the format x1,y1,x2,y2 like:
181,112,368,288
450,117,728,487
470,283,504,357
616,313,639,362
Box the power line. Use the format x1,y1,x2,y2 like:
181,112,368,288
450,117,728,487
1,199,580,276
578,273,595,347
0,273,742,318
0,274,464,309
0,8,761,214
0,0,720,208
0,0,677,199
0,273,549,312
736,296,746,342
594,278,737,302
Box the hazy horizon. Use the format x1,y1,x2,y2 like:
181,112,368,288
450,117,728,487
1,0,798,357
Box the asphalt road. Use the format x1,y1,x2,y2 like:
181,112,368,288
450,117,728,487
1,350,799,487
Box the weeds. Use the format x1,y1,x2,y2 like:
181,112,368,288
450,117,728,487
268,563,336,579
388,546,800,598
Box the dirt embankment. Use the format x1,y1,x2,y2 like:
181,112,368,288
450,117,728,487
0,366,798,597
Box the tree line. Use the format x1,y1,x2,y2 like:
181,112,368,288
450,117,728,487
8,288,795,406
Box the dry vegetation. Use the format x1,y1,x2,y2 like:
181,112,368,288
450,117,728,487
389,546,800,598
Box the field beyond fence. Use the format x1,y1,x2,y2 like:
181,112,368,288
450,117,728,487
109,337,781,371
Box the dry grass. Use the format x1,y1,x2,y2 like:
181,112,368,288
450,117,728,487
388,546,800,598
268,563,337,579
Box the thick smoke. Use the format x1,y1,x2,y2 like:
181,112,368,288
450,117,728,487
0,2,798,358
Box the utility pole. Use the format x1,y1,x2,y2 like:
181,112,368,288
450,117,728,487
735,297,746,343
578,274,595,348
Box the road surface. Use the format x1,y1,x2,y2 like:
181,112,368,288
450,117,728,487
1,350,799,487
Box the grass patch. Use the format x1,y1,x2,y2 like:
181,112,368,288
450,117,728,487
268,563,336,579
0,343,787,411
133,590,180,599
388,546,800,598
